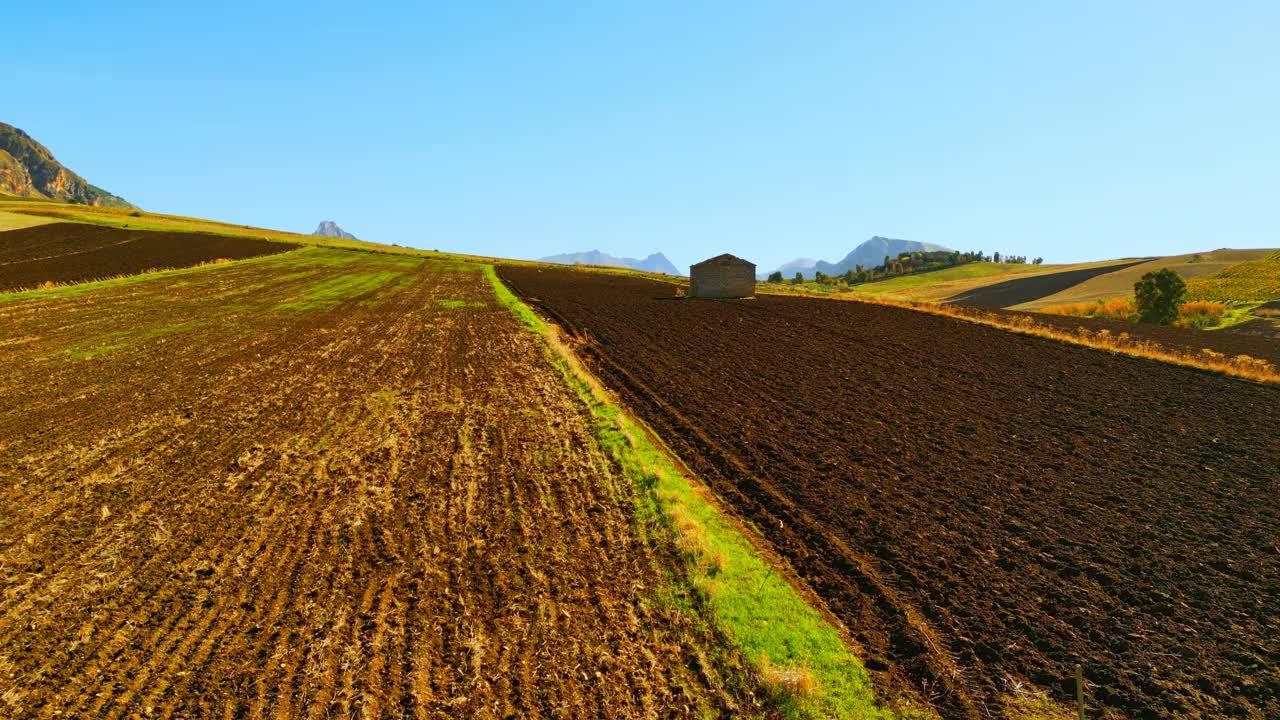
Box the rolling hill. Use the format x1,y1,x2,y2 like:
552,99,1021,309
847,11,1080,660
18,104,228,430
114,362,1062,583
0,122,134,209
1012,248,1276,309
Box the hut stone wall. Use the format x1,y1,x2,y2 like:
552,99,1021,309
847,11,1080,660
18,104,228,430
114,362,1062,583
689,255,755,298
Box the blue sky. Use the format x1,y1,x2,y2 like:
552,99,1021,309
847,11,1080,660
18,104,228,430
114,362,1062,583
5,1,1277,272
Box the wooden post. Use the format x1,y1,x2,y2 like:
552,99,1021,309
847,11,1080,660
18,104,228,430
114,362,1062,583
1075,663,1085,720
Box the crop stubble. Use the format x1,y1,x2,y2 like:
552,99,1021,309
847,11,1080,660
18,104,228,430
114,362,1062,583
0,250,762,718
498,266,1280,720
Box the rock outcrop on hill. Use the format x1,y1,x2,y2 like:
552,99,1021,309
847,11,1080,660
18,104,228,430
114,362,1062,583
0,122,134,208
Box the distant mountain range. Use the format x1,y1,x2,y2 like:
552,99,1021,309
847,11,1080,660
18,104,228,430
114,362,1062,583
0,122,134,208
312,221,357,240
765,236,952,278
539,250,680,275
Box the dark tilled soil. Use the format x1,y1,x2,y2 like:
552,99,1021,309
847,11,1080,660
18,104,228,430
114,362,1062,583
990,308,1280,367
945,260,1151,308
500,265,1280,720
0,222,295,291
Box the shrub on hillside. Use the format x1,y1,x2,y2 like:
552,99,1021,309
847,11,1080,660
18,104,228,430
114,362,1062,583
1135,268,1187,325
1175,301,1228,329
1041,297,1136,321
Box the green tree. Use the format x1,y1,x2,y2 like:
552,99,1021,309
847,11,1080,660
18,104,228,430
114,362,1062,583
1134,268,1187,324
814,270,828,284
767,271,783,283
792,272,804,285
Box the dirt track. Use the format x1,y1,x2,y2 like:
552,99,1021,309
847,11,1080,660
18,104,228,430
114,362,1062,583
0,250,764,718
0,222,294,290
500,265,1280,719
944,260,1150,308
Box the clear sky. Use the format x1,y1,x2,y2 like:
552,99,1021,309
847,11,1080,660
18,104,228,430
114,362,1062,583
5,1,1277,272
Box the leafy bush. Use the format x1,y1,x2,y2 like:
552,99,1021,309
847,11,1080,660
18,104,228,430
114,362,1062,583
1174,301,1227,329
767,271,783,283
1041,297,1136,321
1135,268,1187,324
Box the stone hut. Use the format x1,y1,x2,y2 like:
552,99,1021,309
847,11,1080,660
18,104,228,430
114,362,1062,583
688,254,755,298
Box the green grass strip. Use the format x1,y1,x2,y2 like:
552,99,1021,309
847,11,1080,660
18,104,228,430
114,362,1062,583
484,264,927,719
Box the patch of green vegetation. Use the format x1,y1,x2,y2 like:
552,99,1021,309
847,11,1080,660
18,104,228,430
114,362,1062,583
67,330,129,360
364,388,402,421
436,298,485,309
65,321,196,360
485,265,546,331
1206,302,1266,331
273,271,407,311
485,264,928,720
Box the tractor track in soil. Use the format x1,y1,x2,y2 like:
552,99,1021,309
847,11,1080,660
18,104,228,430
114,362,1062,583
498,265,1280,719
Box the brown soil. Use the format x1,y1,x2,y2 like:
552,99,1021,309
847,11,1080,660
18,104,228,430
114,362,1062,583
499,265,1280,719
945,260,1151,308
0,251,765,718
0,222,295,291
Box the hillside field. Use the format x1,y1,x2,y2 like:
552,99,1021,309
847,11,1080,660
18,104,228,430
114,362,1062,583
0,222,296,291
842,259,1138,303
500,265,1280,720
1013,249,1275,310
0,247,777,717
1185,250,1280,303
5,206,1277,719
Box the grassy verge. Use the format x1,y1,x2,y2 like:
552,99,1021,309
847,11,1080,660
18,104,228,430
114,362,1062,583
485,265,929,719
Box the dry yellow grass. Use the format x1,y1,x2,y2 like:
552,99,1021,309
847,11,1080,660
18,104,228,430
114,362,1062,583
1040,297,1231,329
1040,297,1136,320
1173,301,1228,329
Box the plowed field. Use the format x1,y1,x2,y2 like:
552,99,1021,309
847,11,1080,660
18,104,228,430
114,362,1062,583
0,248,764,718
499,265,1280,719
0,222,294,291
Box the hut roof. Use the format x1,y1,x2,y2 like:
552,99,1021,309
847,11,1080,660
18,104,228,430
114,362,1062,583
691,253,754,268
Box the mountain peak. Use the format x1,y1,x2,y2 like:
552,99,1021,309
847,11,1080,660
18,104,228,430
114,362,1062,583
764,237,953,279
0,121,134,208
312,221,357,240
539,249,681,275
